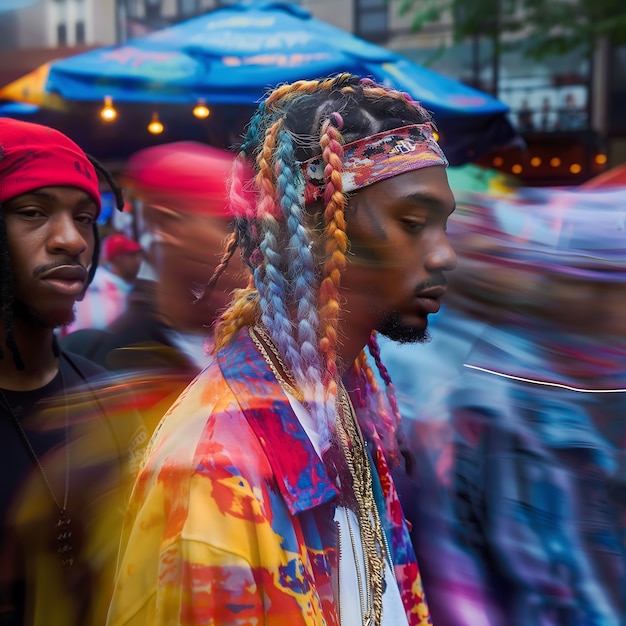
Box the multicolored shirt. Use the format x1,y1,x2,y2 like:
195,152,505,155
107,328,430,625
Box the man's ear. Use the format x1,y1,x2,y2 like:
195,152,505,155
143,203,184,246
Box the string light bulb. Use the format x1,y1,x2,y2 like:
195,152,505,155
147,112,164,135
100,95,117,123
193,100,210,119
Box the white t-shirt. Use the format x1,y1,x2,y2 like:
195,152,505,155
286,394,410,626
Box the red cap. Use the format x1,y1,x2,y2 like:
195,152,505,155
103,233,142,262
123,141,235,216
0,118,101,211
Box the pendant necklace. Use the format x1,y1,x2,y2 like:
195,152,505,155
0,364,73,568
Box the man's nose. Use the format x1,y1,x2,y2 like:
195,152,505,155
426,232,457,273
47,214,89,256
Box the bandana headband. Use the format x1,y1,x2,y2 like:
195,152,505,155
302,123,448,204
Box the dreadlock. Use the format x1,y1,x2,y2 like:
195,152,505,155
0,154,124,370
211,73,433,455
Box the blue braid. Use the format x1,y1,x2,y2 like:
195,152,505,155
258,215,302,375
275,129,321,380
241,102,266,158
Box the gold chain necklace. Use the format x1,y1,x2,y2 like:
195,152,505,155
248,324,388,625
0,365,74,568
336,382,387,626
248,325,305,402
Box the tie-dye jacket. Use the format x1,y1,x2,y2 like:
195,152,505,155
107,328,431,626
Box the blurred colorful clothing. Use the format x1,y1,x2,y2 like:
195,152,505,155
450,326,626,626
107,328,430,626
61,266,133,336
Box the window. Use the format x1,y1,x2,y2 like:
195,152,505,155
145,0,162,20
76,20,85,44
178,0,199,16
355,0,388,43
57,22,67,45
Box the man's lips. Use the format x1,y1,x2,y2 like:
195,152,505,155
415,285,447,314
38,265,88,296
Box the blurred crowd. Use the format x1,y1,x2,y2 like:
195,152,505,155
63,145,626,625
383,184,626,625
2,111,625,625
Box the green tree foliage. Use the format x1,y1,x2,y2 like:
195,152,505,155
395,0,626,58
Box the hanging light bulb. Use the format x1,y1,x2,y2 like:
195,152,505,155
147,112,164,135
192,100,210,119
99,95,117,123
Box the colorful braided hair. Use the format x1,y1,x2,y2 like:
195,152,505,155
0,155,123,370
212,73,433,455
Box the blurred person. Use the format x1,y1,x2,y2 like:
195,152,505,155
378,197,535,626
516,99,535,134
539,96,555,132
388,188,626,626
558,92,585,131
106,73,457,625
61,142,244,434
61,232,143,336
0,118,147,626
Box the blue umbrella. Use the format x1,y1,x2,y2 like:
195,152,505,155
47,2,505,114
42,1,517,162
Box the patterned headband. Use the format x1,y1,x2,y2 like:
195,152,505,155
301,123,448,204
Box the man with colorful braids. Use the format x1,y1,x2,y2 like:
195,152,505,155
107,73,457,626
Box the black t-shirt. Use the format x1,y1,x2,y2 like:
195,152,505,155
0,351,146,626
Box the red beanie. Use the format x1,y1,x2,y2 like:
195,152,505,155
103,233,142,262
123,141,234,216
0,118,101,211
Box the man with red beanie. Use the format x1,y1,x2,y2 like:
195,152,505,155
61,141,246,435
62,232,143,335
0,119,146,626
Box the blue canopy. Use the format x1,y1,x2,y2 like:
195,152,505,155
47,2,508,119
16,1,517,163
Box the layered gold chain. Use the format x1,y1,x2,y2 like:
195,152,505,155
248,324,388,625
248,325,305,402
336,382,387,626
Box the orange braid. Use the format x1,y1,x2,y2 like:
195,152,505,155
317,119,348,391
357,349,381,395
354,350,387,424
214,283,259,351
361,83,419,111
264,74,354,110
196,230,241,302
255,120,282,219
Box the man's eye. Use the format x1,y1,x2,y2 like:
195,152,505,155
402,219,425,233
76,214,96,225
18,208,45,219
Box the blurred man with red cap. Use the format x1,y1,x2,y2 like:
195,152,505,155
61,232,143,335
61,141,245,434
0,118,146,626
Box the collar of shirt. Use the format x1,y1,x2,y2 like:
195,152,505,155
217,328,339,515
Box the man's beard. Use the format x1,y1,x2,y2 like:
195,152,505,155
13,298,75,329
378,310,431,344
